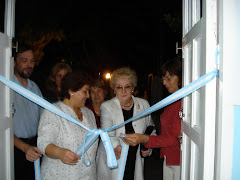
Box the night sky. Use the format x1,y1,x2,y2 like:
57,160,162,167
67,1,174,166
15,0,182,91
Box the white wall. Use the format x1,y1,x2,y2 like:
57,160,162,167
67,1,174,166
216,0,240,179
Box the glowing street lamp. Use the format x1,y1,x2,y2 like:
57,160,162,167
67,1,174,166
105,73,111,79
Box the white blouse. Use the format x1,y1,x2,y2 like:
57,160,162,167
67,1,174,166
38,101,98,180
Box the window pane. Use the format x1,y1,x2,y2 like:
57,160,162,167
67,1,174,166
0,0,5,33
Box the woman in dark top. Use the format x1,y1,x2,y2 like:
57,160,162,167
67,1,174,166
42,62,72,103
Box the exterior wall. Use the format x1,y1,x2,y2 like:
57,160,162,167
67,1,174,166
216,0,240,179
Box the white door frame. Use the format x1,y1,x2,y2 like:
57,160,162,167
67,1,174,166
5,0,15,38
182,0,217,179
215,0,240,179
0,0,15,180
183,0,240,179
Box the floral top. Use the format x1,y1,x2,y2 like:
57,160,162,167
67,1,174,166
37,102,98,180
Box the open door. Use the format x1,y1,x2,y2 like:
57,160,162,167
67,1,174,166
181,0,218,179
0,0,15,179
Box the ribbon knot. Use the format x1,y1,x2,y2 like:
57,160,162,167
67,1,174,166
75,129,118,169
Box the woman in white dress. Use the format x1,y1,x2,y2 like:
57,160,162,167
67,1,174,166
38,72,98,180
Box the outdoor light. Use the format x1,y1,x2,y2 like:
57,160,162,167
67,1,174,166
105,73,111,79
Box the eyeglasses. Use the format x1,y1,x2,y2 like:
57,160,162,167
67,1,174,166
115,84,133,92
161,75,175,83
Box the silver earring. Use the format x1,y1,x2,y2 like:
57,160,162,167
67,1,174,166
70,93,73,96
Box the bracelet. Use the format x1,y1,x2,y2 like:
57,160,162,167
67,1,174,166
143,135,149,144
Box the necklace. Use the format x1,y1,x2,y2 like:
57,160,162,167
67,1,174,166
93,105,100,115
94,110,100,115
121,99,133,108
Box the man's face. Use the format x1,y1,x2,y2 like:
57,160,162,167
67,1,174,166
14,50,35,79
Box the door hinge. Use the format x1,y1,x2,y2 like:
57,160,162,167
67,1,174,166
11,103,15,118
179,108,185,120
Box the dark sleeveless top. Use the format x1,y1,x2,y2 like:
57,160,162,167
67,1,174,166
122,106,139,180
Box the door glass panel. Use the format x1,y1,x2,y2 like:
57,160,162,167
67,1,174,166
0,0,5,33
182,134,191,180
192,35,202,129
190,141,200,179
192,0,201,26
183,43,193,124
0,128,10,179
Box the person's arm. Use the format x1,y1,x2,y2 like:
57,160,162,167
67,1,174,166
100,102,122,159
141,148,151,157
100,102,120,148
123,102,181,148
37,107,80,165
145,103,181,148
140,100,155,156
14,135,42,162
45,144,80,165
122,133,148,146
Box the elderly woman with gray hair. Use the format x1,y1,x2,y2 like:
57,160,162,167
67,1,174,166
96,67,155,180
122,58,182,180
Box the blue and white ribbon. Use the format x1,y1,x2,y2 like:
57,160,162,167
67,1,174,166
99,130,118,169
0,75,118,178
107,69,218,132
75,129,117,169
0,75,90,132
116,135,129,180
34,158,41,180
0,52,219,180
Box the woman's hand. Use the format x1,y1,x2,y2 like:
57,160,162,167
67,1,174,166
25,145,42,162
177,133,182,144
58,148,80,165
141,149,151,157
45,144,80,165
121,133,148,146
114,145,122,159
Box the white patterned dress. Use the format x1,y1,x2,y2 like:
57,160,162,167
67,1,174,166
37,102,98,180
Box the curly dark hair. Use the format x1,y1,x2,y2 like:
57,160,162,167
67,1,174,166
13,43,32,61
59,71,90,101
162,57,182,88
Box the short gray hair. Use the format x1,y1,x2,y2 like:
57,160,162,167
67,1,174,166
110,67,138,89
